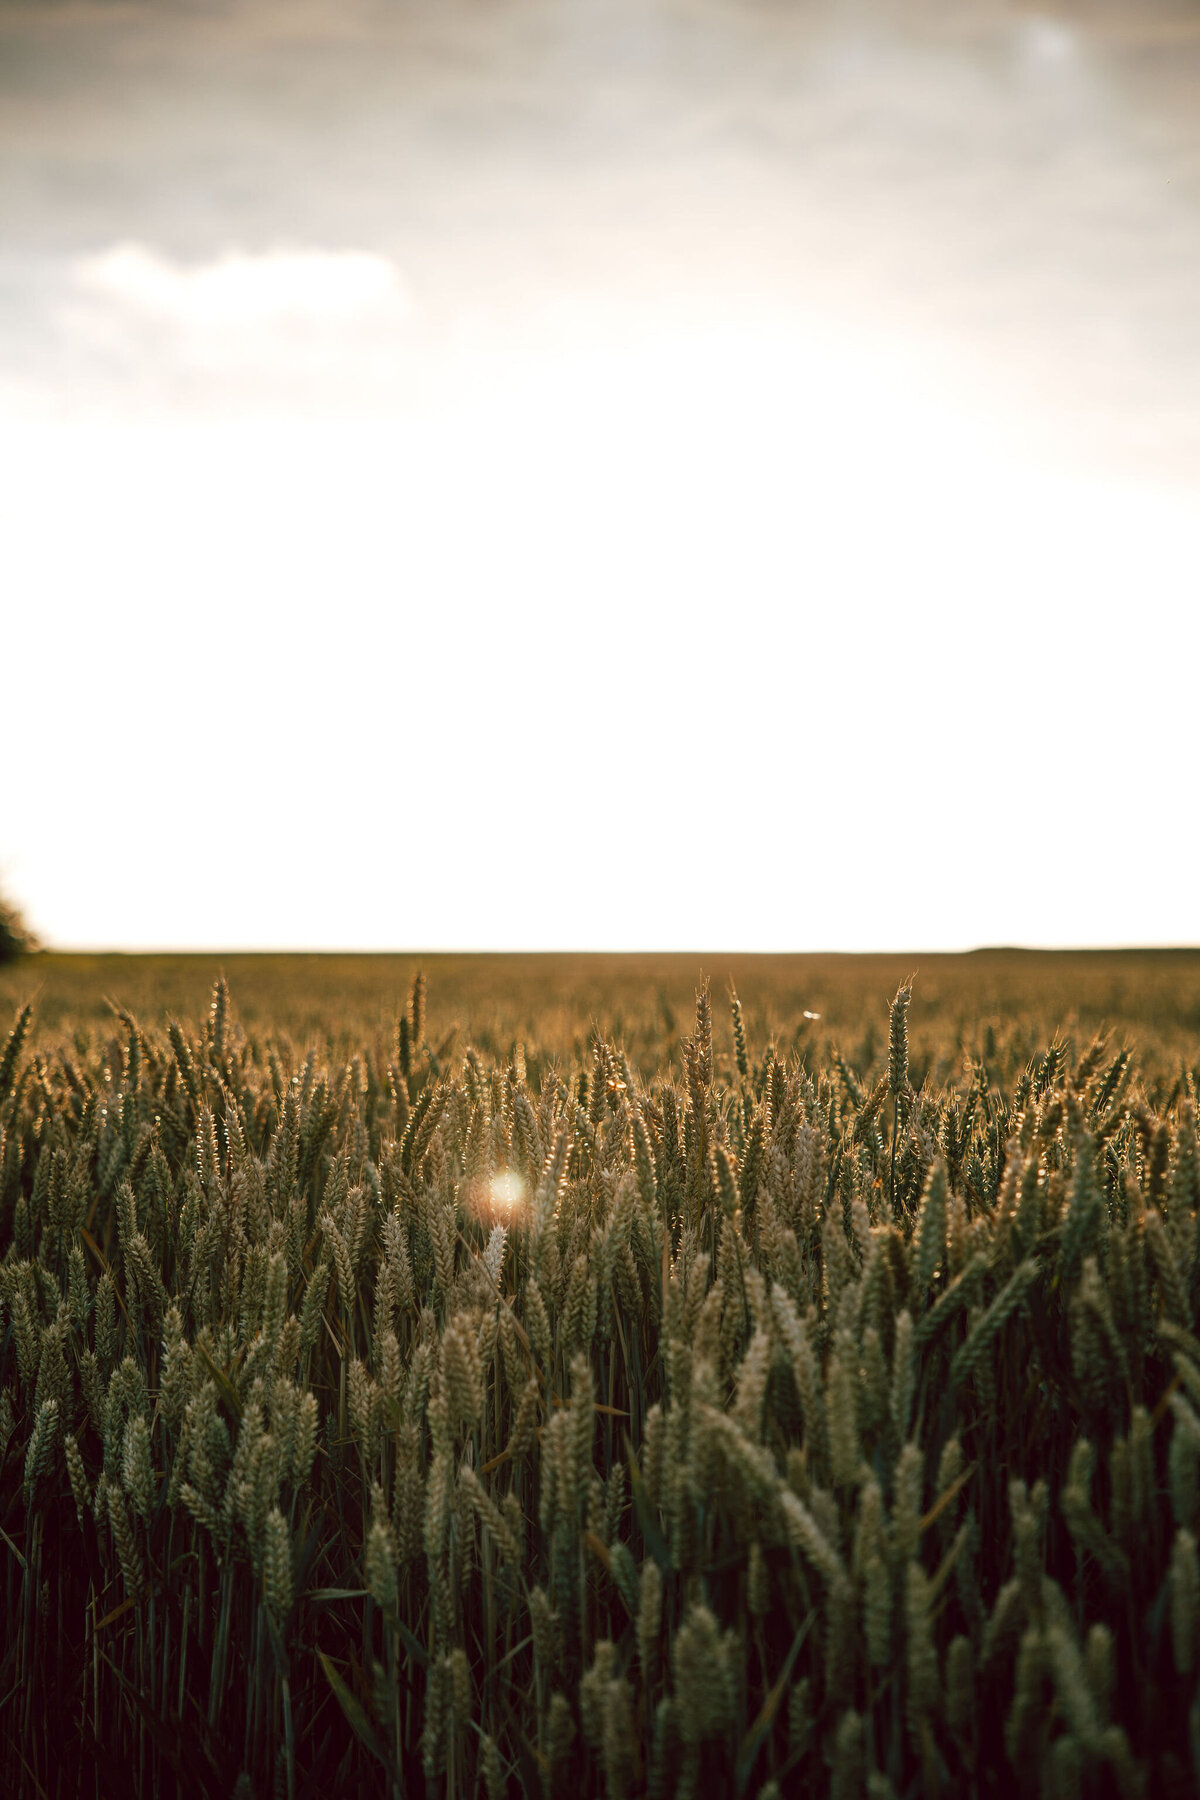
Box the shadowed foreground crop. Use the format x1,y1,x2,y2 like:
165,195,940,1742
3,968,1200,1797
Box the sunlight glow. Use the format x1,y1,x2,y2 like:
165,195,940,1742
3,0,1200,951
2,289,1198,952
486,1173,526,1213
441,311,1029,556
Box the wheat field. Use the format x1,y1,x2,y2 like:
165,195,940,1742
3,954,1200,1797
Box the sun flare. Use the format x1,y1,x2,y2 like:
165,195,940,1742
486,1171,526,1212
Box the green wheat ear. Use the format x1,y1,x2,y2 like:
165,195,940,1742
0,1000,33,1107
888,978,913,1202
3,962,1200,1795
694,979,713,1088
730,985,749,1079
888,980,912,1098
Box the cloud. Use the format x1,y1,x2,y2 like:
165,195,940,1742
72,242,411,330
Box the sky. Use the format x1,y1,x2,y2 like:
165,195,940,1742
2,0,1199,953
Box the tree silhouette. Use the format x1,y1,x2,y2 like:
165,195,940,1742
0,885,37,962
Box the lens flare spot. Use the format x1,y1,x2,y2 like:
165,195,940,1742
487,1171,526,1212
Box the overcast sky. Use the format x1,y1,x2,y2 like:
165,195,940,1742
3,0,1199,951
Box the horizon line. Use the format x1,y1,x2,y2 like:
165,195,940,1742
15,943,1200,959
